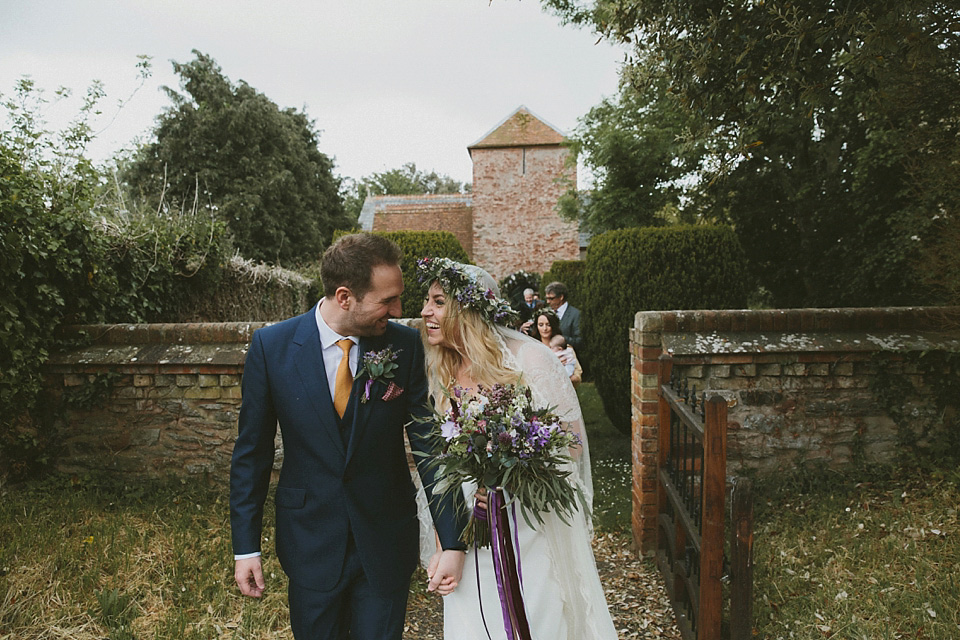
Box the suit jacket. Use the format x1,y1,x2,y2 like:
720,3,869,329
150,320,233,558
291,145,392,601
230,310,465,593
517,300,543,325
559,304,582,350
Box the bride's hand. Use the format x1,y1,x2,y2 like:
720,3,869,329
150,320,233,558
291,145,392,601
427,550,442,581
427,549,465,596
474,487,488,511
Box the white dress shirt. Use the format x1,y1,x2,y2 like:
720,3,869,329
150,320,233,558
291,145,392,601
556,301,569,320
314,300,359,396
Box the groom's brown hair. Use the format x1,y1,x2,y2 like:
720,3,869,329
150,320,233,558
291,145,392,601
320,233,403,300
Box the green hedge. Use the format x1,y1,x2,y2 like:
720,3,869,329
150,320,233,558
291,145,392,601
541,260,586,309
1,145,234,478
582,226,750,433
334,231,469,317
1,147,107,477
99,216,229,324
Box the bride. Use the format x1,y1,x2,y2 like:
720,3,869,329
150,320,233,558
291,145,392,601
416,258,618,640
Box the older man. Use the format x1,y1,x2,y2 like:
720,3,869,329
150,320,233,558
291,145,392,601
544,281,582,350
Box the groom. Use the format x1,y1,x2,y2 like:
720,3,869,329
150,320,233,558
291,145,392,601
230,233,467,639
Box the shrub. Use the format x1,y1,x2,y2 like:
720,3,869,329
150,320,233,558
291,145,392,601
1,75,239,478
918,214,960,311
582,226,750,432
541,260,586,309
168,255,315,322
96,209,230,323
0,146,113,477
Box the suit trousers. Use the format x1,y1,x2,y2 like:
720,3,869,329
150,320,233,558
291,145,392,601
287,535,409,640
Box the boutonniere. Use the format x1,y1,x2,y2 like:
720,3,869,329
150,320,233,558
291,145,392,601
355,345,403,403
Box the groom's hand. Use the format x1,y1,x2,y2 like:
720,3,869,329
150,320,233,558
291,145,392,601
427,549,465,596
235,556,266,598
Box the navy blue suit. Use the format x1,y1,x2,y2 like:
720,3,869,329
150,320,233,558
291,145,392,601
230,311,464,634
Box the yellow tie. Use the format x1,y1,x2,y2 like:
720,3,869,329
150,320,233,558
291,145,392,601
333,338,353,418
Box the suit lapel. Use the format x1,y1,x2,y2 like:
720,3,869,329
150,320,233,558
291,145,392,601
292,313,346,458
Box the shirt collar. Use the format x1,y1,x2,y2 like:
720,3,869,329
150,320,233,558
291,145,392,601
315,300,359,349
556,301,569,318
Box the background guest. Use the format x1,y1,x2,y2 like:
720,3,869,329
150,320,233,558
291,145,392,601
545,281,582,350
529,307,562,345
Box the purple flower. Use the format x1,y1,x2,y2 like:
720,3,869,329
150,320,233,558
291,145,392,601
441,419,459,441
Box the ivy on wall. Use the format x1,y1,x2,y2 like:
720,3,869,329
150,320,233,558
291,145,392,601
871,351,960,467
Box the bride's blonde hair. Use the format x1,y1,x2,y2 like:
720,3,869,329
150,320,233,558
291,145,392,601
422,286,521,412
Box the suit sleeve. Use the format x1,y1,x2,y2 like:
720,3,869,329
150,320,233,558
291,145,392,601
404,334,468,550
230,330,278,555
566,308,583,350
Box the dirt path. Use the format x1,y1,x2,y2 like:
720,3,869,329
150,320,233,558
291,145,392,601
404,533,682,639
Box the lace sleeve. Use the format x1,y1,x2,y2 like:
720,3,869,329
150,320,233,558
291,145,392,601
503,330,595,528
500,331,615,638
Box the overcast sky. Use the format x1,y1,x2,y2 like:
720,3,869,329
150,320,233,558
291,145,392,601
0,0,624,186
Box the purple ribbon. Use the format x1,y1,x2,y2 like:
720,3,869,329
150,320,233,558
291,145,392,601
476,489,531,640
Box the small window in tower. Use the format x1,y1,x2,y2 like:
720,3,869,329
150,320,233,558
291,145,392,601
522,148,526,175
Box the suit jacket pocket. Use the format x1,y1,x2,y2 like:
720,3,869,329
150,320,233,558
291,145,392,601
275,486,306,509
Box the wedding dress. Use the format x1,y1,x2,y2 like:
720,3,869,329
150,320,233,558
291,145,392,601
418,327,619,640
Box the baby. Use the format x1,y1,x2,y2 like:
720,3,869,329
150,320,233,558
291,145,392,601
549,334,576,378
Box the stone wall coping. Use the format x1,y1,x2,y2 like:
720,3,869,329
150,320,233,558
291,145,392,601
635,306,960,333
60,322,274,345
44,342,251,368
662,330,960,356
47,319,423,370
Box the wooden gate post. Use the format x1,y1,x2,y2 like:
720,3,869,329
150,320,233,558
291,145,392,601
698,395,727,640
729,477,754,640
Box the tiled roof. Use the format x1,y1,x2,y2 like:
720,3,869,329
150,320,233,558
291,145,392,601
468,106,565,152
358,194,473,231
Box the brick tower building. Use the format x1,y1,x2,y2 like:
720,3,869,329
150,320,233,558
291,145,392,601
467,106,579,279
361,106,580,279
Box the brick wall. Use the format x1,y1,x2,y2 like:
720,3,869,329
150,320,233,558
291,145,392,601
374,203,474,258
470,145,579,280
629,306,960,552
41,319,424,481
42,323,270,479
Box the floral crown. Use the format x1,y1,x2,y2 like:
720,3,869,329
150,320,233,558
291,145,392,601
417,257,520,327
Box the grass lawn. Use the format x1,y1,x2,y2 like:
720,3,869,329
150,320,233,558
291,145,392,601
751,465,960,639
1,383,957,638
576,382,633,535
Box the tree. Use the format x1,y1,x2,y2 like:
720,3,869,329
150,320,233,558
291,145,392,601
544,0,960,307
342,162,469,220
121,51,351,265
558,67,707,233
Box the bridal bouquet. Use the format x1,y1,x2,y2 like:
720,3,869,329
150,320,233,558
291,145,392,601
429,382,586,546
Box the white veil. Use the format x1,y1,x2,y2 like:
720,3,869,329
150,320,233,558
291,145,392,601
415,266,612,639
